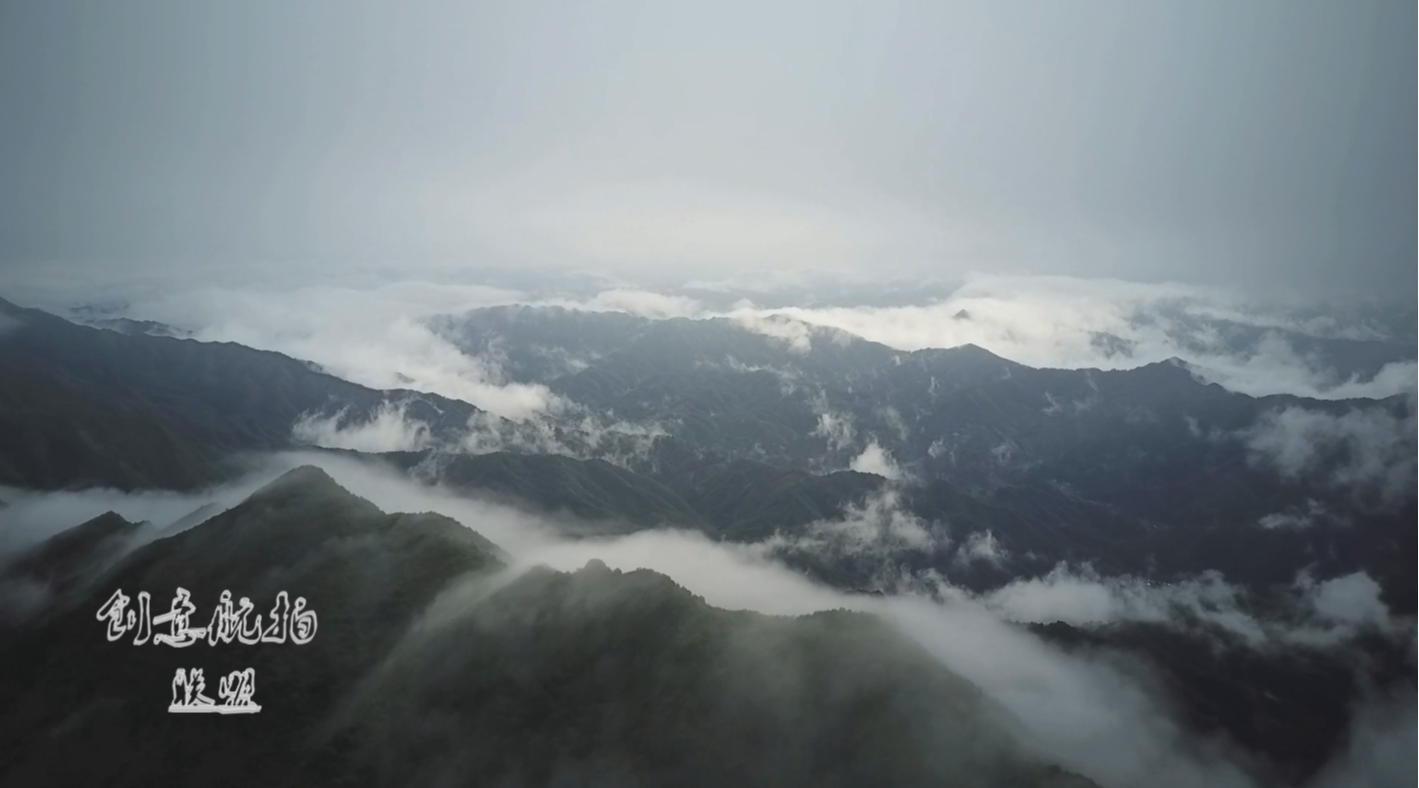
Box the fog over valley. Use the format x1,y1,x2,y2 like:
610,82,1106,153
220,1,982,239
0,2,1412,787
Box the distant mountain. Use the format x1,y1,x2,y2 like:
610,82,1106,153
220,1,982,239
0,354,222,490
667,458,885,542
369,449,886,544
1033,620,1413,788
384,450,708,533
434,306,1415,506
429,307,1415,596
3,511,149,602
0,467,1094,788
0,297,484,489
2,298,1412,786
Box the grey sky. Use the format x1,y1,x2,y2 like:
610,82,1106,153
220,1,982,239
0,0,1412,299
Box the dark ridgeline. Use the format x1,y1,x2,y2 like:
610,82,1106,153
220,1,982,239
0,467,1096,788
0,299,1413,785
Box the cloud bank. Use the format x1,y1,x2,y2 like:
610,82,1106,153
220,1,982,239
111,282,557,420
37,274,1412,422
722,275,1415,400
5,450,1412,788
1243,404,1418,504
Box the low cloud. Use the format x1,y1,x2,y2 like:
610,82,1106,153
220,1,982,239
0,469,295,620
716,274,1416,400
1243,405,1417,504
64,274,1416,420
0,477,265,563
293,401,435,453
1256,499,1338,531
517,529,847,618
542,288,704,320
1288,571,1403,646
981,565,1268,646
4,450,1408,788
727,311,816,354
883,597,1260,788
954,530,1008,567
808,392,857,454
108,281,558,420
757,488,940,564
513,528,1259,788
970,563,1410,653
848,440,903,480
1307,687,1417,788
460,408,669,469
701,355,802,396
521,532,1263,788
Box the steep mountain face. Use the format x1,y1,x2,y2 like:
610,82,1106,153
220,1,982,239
333,561,1096,788
375,448,887,543
432,306,1415,573
0,298,483,489
0,466,506,787
434,306,918,468
435,307,1411,504
384,450,709,533
0,467,1094,788
4,510,149,595
667,459,885,542
0,355,221,490
1032,620,1413,788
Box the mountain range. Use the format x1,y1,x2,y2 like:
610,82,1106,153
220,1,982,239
0,295,1413,787
0,467,1096,788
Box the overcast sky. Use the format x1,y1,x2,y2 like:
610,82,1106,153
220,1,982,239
0,0,1413,300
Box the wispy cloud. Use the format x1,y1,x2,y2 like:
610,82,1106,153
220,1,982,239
808,391,857,454
540,287,704,319
115,282,558,420
716,274,1416,400
1256,499,1341,531
954,530,1008,567
458,407,670,470
1242,405,1417,504
756,488,940,563
7,450,1409,788
293,400,435,453
848,440,904,481
970,563,1410,653
1308,686,1417,788
77,275,1416,415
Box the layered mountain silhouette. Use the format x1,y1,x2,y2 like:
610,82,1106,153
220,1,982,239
0,298,1413,785
0,467,1096,788
0,297,481,490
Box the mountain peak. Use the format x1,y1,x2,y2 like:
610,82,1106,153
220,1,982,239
11,510,145,589
259,464,340,490
241,465,372,513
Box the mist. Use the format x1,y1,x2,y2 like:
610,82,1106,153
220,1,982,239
8,276,1410,430
3,449,1411,787
0,2,1411,780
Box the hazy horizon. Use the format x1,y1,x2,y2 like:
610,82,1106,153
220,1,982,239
1,0,1414,303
